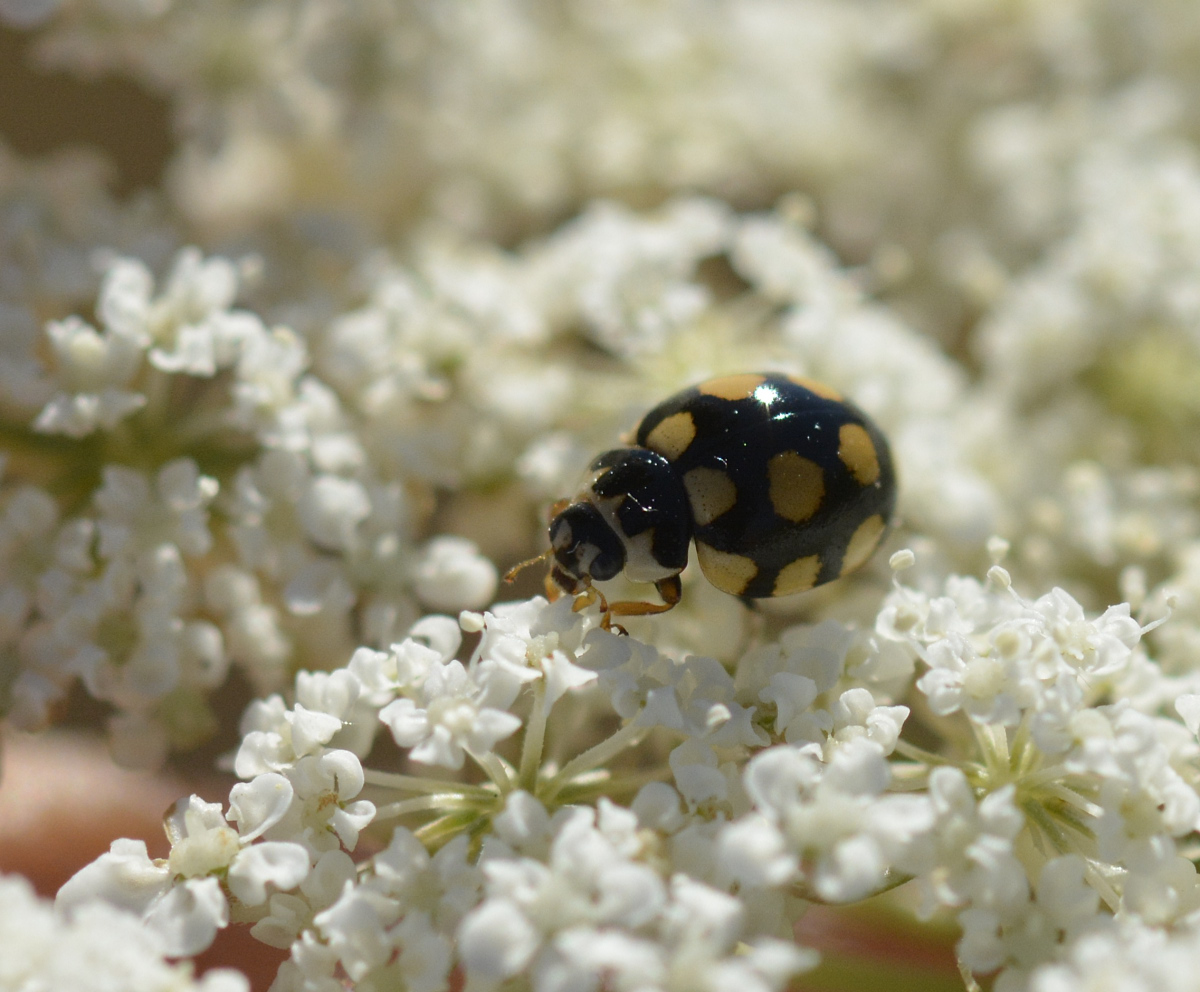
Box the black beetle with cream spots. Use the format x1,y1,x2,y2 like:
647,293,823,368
520,373,896,628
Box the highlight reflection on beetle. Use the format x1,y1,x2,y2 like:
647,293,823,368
508,373,897,630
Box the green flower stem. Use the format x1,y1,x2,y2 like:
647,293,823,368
892,739,954,767
471,750,517,794
414,809,485,849
519,680,548,791
363,769,496,798
1045,798,1096,841
1018,763,1071,790
374,793,481,821
553,766,671,804
542,720,648,803
1083,860,1122,913
1022,798,1071,854
967,719,1000,782
1009,715,1034,774
982,720,1010,773
1042,781,1101,819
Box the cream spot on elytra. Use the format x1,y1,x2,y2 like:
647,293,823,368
683,466,737,526
644,411,696,461
767,450,824,523
695,542,759,595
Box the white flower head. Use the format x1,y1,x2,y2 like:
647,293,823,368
8,873,249,992
379,658,521,769
413,535,498,612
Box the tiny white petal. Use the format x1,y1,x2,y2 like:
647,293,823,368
380,697,430,748
1176,694,1200,736
143,876,229,957
227,842,311,906
227,773,294,841
57,839,171,917
458,898,539,981
289,702,344,756
717,815,797,888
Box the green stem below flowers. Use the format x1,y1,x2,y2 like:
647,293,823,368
414,809,485,850
541,720,648,803
1041,782,1101,820
471,750,517,794
1019,763,1072,791
552,765,671,804
362,769,497,798
519,680,548,791
374,793,482,821
892,739,954,767
1008,714,1034,775
1083,860,1123,913
1022,798,1071,855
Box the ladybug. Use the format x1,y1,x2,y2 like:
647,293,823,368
511,373,896,629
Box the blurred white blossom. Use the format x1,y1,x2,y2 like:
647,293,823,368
2,872,247,992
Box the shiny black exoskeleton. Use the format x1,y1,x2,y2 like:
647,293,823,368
543,373,897,625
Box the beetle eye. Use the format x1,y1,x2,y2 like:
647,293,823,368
549,502,626,583
584,544,622,582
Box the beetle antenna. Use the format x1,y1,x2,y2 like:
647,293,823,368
503,546,554,584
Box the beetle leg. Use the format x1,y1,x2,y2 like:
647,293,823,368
601,575,682,631
572,584,612,617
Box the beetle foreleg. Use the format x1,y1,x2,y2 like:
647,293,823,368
600,575,683,631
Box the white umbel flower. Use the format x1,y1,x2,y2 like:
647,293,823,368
380,659,522,770
4,873,248,992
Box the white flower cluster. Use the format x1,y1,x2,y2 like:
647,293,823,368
50,595,821,992
53,564,1200,990
0,245,501,760
12,0,894,240
875,563,1200,985
459,794,814,992
1,872,247,992
0,193,985,761
1029,916,1200,992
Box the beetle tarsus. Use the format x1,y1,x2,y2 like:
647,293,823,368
599,575,682,632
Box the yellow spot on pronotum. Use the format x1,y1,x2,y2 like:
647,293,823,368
787,375,842,401
695,542,759,595
767,450,825,523
683,467,737,526
841,514,886,576
699,374,766,400
644,411,697,461
773,555,821,596
838,423,880,486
